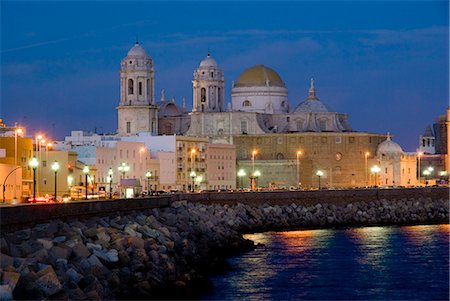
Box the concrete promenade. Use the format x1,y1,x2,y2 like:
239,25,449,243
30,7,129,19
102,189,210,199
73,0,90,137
1,187,447,228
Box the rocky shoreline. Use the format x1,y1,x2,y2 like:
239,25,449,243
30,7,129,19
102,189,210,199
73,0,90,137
0,196,448,300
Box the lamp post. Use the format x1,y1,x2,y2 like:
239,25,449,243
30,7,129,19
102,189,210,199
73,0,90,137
417,152,423,184
35,135,44,197
139,147,145,164
251,150,257,191
83,166,89,200
423,166,434,186
296,150,302,189
237,169,246,190
370,165,381,187
195,175,203,191
190,171,196,192
316,170,324,189
253,170,261,190
14,127,22,201
29,157,39,202
108,168,113,198
118,162,130,179
365,152,370,187
145,171,152,194
51,161,60,201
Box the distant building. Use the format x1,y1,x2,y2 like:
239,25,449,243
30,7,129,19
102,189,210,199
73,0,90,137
376,135,417,187
0,122,33,202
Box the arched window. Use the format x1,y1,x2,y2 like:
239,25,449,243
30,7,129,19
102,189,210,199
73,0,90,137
201,88,206,102
147,79,150,96
128,79,134,95
138,82,142,95
243,100,251,107
281,101,286,107
276,153,284,160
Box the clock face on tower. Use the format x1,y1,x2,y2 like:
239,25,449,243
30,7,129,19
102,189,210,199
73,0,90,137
335,152,342,161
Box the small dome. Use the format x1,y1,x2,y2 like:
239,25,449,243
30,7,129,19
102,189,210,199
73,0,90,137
127,42,148,58
235,65,285,88
377,135,403,156
295,100,332,113
199,54,218,68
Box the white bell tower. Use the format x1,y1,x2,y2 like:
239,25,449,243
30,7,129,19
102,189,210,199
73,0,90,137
117,41,158,136
192,53,225,113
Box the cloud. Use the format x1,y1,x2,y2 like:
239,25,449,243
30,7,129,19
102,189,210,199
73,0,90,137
357,26,448,46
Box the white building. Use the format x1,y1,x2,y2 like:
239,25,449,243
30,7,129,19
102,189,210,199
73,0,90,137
376,135,418,187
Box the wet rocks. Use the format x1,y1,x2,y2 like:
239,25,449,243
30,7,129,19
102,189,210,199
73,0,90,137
0,196,447,300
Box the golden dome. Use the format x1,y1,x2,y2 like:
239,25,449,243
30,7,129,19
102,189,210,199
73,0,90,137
234,65,285,87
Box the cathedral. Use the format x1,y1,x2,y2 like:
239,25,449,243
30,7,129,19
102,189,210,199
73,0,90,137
116,42,413,189
117,42,352,143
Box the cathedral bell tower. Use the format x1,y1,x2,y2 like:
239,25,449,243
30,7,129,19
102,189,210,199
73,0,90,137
117,41,158,136
192,53,225,113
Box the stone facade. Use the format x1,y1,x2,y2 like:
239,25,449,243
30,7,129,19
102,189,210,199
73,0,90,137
234,132,387,189
117,42,158,136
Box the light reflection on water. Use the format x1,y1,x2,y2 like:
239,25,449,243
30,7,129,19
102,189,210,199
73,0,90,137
203,224,449,301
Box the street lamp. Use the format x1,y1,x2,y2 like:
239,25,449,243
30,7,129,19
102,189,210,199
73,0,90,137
253,170,261,190
370,165,381,187
83,166,89,200
365,152,370,187
417,152,423,184
251,150,257,190
195,175,203,191
237,169,246,190
14,127,23,201
108,168,113,198
145,170,152,194
423,166,434,186
118,162,130,179
316,170,324,189
51,161,60,201
190,170,197,192
29,157,39,202
296,150,302,189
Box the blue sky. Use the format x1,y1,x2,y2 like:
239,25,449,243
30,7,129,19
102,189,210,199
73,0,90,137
1,1,448,151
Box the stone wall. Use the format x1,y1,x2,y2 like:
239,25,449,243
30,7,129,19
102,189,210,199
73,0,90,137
0,188,448,299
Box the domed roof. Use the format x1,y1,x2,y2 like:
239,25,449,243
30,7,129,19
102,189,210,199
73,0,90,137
199,54,218,68
127,42,148,58
294,78,333,113
377,135,403,156
234,65,285,88
295,100,332,113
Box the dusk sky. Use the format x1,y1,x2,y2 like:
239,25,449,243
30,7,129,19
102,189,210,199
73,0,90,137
1,1,448,151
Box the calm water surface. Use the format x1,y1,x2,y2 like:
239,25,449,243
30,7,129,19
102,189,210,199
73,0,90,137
203,224,449,300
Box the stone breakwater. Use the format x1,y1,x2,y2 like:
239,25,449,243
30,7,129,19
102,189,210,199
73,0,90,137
0,196,448,300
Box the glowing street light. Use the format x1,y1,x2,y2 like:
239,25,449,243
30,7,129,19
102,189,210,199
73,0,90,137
13,127,23,201
145,170,152,194
423,166,434,186
190,170,197,192
108,168,113,198
237,169,246,189
370,165,381,187
417,151,423,183
251,150,258,191
51,161,60,201
316,170,324,189
365,152,370,187
296,150,303,189
83,166,90,200
253,170,261,190
118,162,130,179
29,157,39,202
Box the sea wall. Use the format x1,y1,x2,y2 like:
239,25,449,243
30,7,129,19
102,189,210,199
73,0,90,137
0,190,448,299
